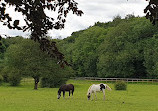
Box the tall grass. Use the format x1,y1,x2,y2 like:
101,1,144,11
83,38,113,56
0,79,157,111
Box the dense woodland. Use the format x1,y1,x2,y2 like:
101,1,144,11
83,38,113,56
0,15,158,87
57,15,158,79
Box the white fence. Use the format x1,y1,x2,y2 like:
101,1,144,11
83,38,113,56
71,77,158,83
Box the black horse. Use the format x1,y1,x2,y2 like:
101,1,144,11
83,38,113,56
57,84,74,99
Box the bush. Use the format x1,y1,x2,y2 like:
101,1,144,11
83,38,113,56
114,81,127,90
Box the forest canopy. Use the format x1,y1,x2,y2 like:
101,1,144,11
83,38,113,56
57,16,158,79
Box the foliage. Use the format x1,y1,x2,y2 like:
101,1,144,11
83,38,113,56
0,38,7,82
144,37,158,79
58,26,107,77
1,66,21,86
57,16,158,79
0,0,83,35
0,66,9,82
0,37,23,83
41,76,67,88
40,61,74,88
114,81,127,90
97,17,158,78
0,0,83,65
7,68,21,86
0,38,6,59
3,38,73,88
2,16,158,82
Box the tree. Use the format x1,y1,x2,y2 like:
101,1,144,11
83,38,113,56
97,17,158,78
144,0,158,25
0,37,24,79
4,38,72,89
58,26,107,77
0,0,83,66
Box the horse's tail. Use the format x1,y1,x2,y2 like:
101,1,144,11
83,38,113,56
72,84,74,92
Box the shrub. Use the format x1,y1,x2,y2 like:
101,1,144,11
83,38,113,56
114,81,127,90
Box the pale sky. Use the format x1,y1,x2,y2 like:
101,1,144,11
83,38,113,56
0,0,148,39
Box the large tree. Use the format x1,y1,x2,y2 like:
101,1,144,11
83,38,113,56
0,0,83,66
4,38,73,89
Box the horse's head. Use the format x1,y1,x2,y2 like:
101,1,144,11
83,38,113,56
57,90,61,99
106,85,112,91
87,92,91,100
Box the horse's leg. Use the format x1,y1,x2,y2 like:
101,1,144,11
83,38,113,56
63,91,65,99
103,90,105,100
94,91,97,100
72,90,74,98
91,93,94,100
69,91,70,98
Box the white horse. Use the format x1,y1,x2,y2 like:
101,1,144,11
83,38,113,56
87,83,112,100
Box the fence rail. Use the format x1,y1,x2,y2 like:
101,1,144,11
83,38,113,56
71,77,158,83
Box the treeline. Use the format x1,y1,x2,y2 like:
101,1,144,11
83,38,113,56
0,15,158,88
0,37,73,88
57,16,158,79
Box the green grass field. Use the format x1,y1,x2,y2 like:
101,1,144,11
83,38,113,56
0,79,158,111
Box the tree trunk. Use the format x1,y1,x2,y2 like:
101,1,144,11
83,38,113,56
34,77,39,90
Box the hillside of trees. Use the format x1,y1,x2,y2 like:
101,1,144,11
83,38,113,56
1,15,158,88
57,15,158,79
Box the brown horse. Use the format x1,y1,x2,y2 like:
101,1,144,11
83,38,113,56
57,84,74,99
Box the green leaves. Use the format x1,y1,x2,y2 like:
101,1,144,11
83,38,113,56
0,0,83,35
58,16,158,79
2,37,73,88
58,26,107,77
97,17,158,78
0,0,83,64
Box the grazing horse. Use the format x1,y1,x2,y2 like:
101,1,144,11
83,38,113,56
57,84,74,99
87,83,112,100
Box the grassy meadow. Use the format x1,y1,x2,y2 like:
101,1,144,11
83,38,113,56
0,79,158,111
